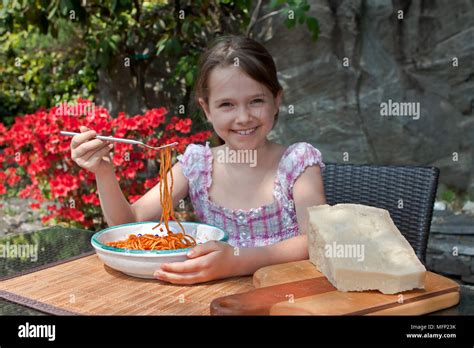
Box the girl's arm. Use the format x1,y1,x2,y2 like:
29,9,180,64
96,162,188,226
233,165,326,275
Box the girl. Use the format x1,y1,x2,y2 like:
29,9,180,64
70,35,326,285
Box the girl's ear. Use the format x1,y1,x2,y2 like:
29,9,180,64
198,97,212,122
275,90,283,109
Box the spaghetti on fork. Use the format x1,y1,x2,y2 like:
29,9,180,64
107,146,197,251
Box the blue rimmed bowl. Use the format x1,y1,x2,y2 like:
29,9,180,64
91,221,228,279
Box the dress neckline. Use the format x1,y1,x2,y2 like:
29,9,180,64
203,142,293,215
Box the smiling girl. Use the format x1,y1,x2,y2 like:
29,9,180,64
70,35,326,285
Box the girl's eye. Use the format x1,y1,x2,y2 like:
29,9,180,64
220,103,232,108
252,99,264,104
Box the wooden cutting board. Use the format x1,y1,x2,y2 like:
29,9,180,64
210,260,460,315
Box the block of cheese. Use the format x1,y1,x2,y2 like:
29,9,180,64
307,203,426,294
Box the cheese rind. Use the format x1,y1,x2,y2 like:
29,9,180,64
307,204,426,294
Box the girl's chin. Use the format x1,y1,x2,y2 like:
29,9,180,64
224,137,266,150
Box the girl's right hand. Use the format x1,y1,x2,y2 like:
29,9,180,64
70,126,114,174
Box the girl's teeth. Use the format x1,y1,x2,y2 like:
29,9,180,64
235,127,256,135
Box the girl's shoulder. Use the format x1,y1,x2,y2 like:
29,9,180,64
178,141,211,159
278,141,325,192
176,141,212,181
281,142,325,169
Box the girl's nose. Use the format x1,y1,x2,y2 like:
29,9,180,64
234,105,252,123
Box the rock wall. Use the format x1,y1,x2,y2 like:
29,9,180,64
256,0,473,195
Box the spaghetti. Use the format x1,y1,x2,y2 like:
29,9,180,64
107,146,197,251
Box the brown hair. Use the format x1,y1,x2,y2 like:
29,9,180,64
193,35,283,130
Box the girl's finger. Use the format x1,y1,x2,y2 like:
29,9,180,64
75,138,108,158
160,256,209,273
154,270,206,285
84,143,113,163
186,241,220,259
71,129,96,149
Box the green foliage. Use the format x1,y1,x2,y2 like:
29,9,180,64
0,0,320,127
440,189,456,203
270,0,319,41
0,15,97,125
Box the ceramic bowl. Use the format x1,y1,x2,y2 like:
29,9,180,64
91,221,228,279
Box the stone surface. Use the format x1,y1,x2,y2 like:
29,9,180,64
434,201,447,211
462,201,474,215
253,0,474,193
0,198,48,236
426,210,474,284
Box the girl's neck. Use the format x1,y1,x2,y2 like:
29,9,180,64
222,138,274,170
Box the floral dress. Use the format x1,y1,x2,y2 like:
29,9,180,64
177,142,325,248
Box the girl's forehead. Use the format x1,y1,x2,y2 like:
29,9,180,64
208,66,268,99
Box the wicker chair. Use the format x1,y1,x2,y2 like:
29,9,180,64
321,163,440,263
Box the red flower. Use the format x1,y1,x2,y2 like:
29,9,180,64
0,183,6,195
29,203,41,209
49,173,79,198
82,193,100,206
41,215,54,224
128,195,141,203
67,208,85,222
0,99,211,230
144,178,159,189
47,204,57,212
175,118,192,134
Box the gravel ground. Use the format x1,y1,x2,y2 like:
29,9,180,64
0,197,50,237
0,197,197,237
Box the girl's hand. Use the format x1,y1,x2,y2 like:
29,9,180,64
153,241,238,285
70,126,114,175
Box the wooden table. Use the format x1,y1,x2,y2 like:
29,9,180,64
1,227,473,315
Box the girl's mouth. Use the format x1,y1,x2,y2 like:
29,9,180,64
231,126,259,136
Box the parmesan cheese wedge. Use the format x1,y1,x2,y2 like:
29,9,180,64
307,203,426,294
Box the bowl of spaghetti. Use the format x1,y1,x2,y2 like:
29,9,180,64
91,221,228,279
91,144,228,278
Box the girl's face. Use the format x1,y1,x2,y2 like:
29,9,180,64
199,66,282,150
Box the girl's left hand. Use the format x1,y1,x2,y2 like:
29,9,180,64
153,241,238,285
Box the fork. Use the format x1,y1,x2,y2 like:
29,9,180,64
59,131,178,150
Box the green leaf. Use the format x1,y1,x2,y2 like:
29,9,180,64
185,70,194,86
298,12,305,24
284,17,296,29
270,0,287,8
155,34,169,56
47,2,59,20
108,39,118,52
182,20,189,36
306,16,319,36
157,18,166,30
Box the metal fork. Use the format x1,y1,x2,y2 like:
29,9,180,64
59,131,178,150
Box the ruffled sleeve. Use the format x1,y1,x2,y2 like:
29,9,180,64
279,142,325,200
176,141,211,188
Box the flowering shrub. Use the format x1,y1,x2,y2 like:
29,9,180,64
0,99,211,230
